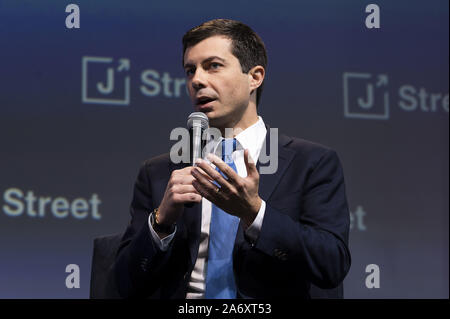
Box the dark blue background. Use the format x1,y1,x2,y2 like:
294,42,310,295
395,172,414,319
0,0,448,298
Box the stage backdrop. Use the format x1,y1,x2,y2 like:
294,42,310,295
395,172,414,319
0,0,448,298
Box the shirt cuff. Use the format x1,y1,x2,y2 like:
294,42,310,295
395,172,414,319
148,213,176,251
244,199,266,244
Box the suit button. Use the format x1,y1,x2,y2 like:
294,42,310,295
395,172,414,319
140,258,149,272
273,249,288,261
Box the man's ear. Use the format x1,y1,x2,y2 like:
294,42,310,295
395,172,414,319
248,65,265,93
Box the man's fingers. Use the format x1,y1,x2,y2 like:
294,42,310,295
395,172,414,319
244,149,258,177
172,184,199,195
195,159,231,189
191,167,218,189
206,153,239,183
174,192,202,203
191,167,221,202
193,166,211,180
171,172,200,186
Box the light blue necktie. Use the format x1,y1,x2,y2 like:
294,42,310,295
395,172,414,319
204,138,240,299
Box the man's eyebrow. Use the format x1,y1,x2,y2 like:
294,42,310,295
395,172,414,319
184,56,226,69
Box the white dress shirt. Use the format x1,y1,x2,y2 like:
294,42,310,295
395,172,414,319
148,116,268,298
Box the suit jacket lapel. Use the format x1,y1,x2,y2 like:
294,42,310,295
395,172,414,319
235,126,295,246
257,126,295,202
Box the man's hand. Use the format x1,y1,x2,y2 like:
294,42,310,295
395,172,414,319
191,149,262,228
158,167,202,228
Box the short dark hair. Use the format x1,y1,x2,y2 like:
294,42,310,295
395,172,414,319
182,19,268,107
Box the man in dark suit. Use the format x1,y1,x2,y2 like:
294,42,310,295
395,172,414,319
114,19,351,299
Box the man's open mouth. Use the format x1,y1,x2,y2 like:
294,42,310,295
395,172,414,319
196,97,216,105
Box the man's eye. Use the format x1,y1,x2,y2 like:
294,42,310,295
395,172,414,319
211,63,221,69
186,69,194,76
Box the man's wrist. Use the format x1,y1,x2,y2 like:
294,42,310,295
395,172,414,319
242,197,262,228
151,207,176,234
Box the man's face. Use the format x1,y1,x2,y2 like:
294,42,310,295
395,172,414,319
183,36,252,128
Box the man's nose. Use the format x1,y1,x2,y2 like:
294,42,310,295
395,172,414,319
191,68,207,91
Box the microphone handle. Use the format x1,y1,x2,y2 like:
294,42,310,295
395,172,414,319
186,126,203,208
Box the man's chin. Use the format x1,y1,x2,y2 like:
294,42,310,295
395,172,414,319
205,112,219,125
200,109,216,120
207,114,231,131
194,109,229,129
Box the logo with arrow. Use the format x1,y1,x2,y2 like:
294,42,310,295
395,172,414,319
82,56,130,105
343,72,389,120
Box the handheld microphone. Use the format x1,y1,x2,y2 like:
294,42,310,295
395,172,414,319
187,112,209,166
186,112,209,208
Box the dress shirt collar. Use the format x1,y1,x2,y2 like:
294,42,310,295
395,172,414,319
210,116,267,163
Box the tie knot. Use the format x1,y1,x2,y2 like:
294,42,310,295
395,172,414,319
221,138,236,163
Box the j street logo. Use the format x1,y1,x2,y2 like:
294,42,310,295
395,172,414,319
343,72,389,120
343,72,448,120
81,56,188,106
82,56,131,105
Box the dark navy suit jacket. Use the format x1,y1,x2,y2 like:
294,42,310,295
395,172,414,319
114,128,351,298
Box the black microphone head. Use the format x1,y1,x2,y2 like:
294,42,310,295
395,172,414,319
187,112,209,130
